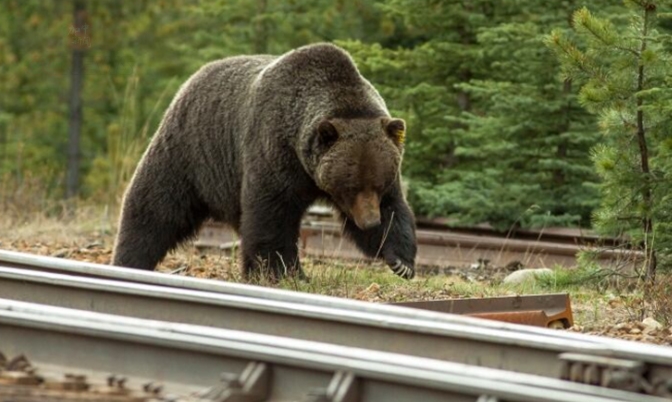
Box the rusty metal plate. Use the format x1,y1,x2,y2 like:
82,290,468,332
391,293,574,329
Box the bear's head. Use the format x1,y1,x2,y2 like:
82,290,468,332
310,117,406,230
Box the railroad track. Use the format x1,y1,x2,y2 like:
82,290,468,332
1,249,672,400
1,298,667,402
196,217,642,270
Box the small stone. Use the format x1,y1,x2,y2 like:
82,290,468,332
51,248,70,258
365,283,380,293
642,317,662,333
629,327,642,335
607,296,622,308
502,268,553,285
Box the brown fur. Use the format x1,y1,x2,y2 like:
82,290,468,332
112,43,417,280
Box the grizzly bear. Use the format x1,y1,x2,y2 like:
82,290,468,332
112,43,417,280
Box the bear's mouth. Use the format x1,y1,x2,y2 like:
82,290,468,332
350,190,381,230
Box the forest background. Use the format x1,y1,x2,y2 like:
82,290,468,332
2,0,671,271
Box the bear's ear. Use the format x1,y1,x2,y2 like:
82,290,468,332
385,118,406,146
317,120,339,148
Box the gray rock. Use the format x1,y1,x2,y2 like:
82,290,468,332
502,268,553,285
642,317,662,333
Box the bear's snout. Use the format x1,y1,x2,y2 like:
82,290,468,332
351,190,381,230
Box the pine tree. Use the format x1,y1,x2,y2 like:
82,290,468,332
66,0,87,201
344,1,612,230
176,0,386,70
341,1,508,221
425,2,600,229
0,0,70,197
547,0,672,279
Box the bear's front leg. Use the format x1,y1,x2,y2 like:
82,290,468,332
342,185,417,279
239,182,309,282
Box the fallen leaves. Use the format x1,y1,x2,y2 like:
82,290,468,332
580,317,672,345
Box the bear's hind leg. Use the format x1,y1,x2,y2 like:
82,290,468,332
112,178,208,270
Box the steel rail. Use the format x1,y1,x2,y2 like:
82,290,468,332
1,261,672,398
0,298,666,402
0,250,657,347
0,266,593,374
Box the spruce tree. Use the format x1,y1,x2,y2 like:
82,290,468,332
429,1,608,230
547,0,672,280
345,1,612,230
341,0,511,223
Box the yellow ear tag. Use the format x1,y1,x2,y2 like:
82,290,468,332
396,129,406,144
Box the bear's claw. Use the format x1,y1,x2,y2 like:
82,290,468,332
389,259,415,280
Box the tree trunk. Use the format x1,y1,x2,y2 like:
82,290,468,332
553,79,572,188
636,5,656,283
66,0,86,200
252,0,269,54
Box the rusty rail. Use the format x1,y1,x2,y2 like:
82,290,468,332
196,219,642,269
414,217,620,246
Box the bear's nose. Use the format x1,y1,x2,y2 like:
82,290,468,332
351,190,381,230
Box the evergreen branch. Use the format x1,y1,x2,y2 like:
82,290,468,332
545,30,594,78
573,7,640,58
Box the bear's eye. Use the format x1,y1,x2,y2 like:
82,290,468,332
369,183,387,196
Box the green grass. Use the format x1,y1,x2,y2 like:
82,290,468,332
272,258,602,302
1,209,659,329
261,260,647,329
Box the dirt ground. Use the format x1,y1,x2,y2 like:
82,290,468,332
2,217,672,346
